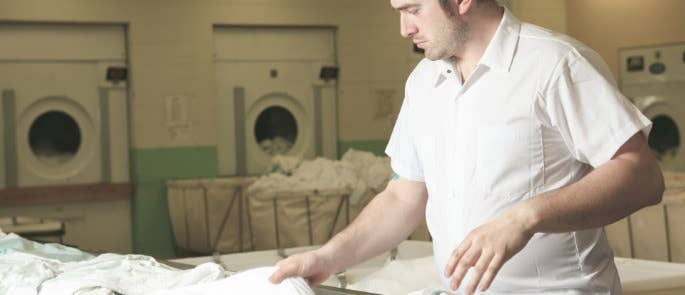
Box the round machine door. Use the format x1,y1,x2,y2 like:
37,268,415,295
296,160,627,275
634,96,685,171
246,92,309,172
18,96,96,181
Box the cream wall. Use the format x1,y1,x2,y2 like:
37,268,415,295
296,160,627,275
510,0,567,34
500,0,685,88
0,0,418,147
567,0,685,78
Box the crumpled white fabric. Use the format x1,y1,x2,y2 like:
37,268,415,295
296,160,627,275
248,157,358,196
340,149,392,203
248,149,392,204
0,232,94,263
0,252,61,295
40,254,226,295
269,155,303,175
259,137,293,156
0,252,225,295
149,266,315,295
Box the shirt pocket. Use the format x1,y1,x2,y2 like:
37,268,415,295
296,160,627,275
472,123,541,197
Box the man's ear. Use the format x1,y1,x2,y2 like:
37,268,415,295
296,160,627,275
456,0,474,15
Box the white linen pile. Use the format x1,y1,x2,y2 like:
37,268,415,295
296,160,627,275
0,232,314,295
248,149,392,204
0,252,225,295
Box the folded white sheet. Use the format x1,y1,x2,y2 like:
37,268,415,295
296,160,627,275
150,266,315,295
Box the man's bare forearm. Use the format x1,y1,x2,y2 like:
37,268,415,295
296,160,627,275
520,134,665,234
316,179,427,273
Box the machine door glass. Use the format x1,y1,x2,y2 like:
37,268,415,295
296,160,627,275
254,106,298,156
29,110,81,165
648,115,680,161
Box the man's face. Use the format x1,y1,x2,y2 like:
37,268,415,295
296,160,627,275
390,0,469,61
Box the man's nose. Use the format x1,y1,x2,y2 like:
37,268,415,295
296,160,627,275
400,14,417,38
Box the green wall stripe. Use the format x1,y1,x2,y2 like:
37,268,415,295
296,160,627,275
131,181,176,257
130,145,218,257
338,140,389,158
2,89,17,188
131,146,217,182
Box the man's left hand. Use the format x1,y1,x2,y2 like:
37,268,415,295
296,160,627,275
443,206,536,294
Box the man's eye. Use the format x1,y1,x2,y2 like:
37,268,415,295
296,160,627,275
409,8,419,15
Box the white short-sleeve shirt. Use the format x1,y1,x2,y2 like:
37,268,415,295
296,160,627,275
385,8,651,294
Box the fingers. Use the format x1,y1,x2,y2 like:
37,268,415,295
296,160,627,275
307,272,331,286
465,251,494,295
444,239,471,277
477,253,505,292
269,259,299,284
269,252,333,286
449,246,481,291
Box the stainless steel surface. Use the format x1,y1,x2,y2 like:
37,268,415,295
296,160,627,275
390,246,398,261
277,247,288,258
313,285,379,295
335,271,347,289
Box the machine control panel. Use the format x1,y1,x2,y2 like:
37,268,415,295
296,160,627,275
619,43,685,85
650,62,667,75
627,56,644,72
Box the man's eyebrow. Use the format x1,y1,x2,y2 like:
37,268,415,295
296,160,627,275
393,3,420,11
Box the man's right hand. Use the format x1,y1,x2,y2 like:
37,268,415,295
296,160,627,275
268,249,335,286
268,177,428,286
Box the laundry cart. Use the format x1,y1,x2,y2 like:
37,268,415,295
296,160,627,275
247,186,431,251
664,171,685,189
168,175,430,254
605,186,685,262
167,177,353,253
166,177,257,254
247,187,353,251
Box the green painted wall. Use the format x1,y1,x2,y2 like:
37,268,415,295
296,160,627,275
338,140,389,158
130,146,217,258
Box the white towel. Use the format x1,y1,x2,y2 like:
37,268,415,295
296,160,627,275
150,266,315,295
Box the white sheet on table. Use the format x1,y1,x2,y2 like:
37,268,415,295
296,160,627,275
0,252,226,295
0,232,94,262
150,266,315,295
0,252,61,295
346,256,448,295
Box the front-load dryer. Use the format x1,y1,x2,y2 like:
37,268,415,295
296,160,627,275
620,43,685,171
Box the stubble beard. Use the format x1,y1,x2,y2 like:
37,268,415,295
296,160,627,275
424,14,470,61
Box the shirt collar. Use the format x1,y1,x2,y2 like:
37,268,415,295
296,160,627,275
436,7,521,76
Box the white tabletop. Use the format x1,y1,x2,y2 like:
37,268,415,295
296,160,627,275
171,241,685,294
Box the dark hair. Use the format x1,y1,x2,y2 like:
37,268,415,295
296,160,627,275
439,0,451,12
439,0,497,12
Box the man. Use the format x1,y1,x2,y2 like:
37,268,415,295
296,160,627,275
270,0,665,293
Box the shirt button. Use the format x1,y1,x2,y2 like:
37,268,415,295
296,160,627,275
447,70,452,73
